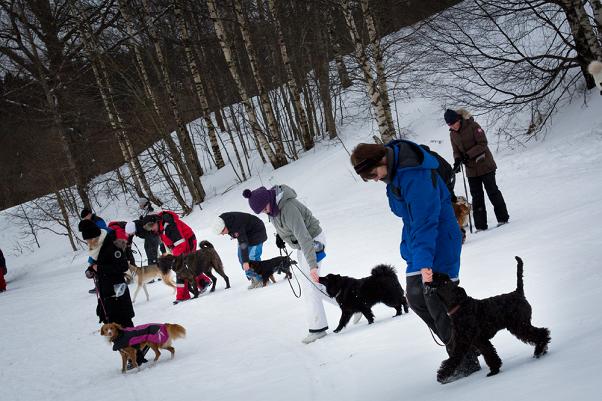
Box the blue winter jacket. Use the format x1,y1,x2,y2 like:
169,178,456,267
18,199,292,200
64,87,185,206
385,140,462,279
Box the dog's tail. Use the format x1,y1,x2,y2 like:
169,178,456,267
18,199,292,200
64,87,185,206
371,264,397,277
199,240,214,250
166,323,186,340
515,256,524,295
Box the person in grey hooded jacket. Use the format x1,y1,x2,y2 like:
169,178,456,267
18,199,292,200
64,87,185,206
243,184,332,344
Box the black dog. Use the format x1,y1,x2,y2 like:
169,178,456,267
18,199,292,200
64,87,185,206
158,241,230,296
431,256,551,383
248,256,295,286
319,265,409,333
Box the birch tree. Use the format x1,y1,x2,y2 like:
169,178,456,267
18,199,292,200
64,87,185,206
206,0,287,169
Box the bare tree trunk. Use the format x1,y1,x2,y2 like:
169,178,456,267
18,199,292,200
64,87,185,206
223,106,251,177
313,20,337,139
233,0,289,160
70,1,148,198
21,19,91,210
360,0,396,137
591,0,602,40
149,145,192,214
56,191,77,252
561,0,600,88
141,0,205,204
117,0,195,207
339,0,392,143
267,0,314,150
174,0,225,170
327,11,353,88
570,0,602,59
207,0,286,169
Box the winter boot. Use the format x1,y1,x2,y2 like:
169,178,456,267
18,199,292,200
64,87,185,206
302,330,327,344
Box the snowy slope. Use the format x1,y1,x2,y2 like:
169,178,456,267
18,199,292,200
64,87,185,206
1,94,602,401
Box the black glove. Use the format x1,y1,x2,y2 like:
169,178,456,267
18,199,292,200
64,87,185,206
275,234,286,249
461,153,470,164
452,159,461,174
85,266,96,279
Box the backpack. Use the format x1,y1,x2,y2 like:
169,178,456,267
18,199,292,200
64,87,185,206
420,144,455,195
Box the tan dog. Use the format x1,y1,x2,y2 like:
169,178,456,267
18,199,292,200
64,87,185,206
453,196,471,243
100,322,186,373
129,264,176,303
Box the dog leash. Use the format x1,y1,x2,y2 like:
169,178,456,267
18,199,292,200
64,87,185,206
280,248,301,298
429,327,447,347
280,246,330,298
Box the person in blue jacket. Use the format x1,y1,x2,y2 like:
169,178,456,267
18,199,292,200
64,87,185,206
350,140,480,382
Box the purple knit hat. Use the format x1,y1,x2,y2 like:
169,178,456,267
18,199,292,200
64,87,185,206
243,187,273,214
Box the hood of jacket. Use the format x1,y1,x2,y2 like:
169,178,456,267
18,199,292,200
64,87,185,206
274,184,297,207
385,140,439,183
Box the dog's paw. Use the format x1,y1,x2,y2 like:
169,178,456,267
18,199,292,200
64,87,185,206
333,328,342,333
486,369,499,377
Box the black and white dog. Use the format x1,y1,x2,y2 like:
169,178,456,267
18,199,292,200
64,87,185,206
319,265,409,333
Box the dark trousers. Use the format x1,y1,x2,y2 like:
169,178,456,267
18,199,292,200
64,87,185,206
406,275,452,344
143,232,160,265
468,171,509,230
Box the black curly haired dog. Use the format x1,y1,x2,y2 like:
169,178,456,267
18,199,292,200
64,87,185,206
431,256,550,383
319,265,409,333
248,256,294,286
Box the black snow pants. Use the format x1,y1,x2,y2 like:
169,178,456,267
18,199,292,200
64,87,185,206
467,171,509,230
143,232,161,265
406,275,452,344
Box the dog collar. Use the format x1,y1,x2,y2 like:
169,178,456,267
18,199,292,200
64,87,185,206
447,304,461,316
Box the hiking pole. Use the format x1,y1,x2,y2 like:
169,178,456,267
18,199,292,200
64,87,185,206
460,164,474,234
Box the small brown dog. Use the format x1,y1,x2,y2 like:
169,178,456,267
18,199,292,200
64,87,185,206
129,263,176,303
453,196,471,243
100,322,186,373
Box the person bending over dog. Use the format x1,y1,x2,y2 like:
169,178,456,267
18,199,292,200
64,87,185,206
143,211,211,303
350,140,480,383
212,211,268,290
243,185,336,344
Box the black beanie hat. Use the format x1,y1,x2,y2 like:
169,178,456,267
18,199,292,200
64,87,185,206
444,109,461,125
80,208,92,219
78,219,101,240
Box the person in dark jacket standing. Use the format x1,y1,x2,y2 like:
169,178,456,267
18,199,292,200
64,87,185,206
350,140,480,383
79,219,147,366
0,248,7,292
135,198,161,265
79,219,135,327
445,109,509,231
211,212,267,289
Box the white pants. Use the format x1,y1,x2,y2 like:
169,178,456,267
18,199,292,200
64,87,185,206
297,232,336,332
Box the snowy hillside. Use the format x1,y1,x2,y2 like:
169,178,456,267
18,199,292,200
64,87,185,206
1,94,602,401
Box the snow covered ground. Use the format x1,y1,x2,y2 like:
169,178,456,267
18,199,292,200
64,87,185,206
2,94,602,401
